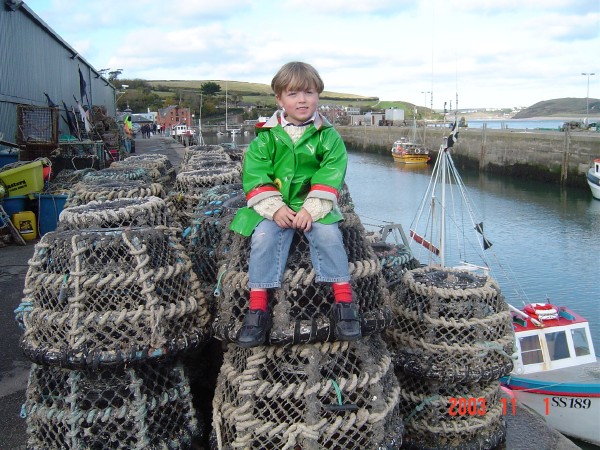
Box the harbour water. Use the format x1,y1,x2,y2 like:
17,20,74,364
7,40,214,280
209,133,600,352
344,151,600,353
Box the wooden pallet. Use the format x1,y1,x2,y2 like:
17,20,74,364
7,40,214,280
0,204,26,246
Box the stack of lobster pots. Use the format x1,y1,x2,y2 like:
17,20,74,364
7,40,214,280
188,168,404,448
15,172,213,448
383,264,516,450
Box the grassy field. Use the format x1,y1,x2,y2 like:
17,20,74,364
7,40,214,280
146,79,392,108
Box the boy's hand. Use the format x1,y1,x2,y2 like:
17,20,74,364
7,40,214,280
273,205,296,228
292,208,313,232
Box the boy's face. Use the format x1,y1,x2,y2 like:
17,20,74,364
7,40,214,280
276,86,319,125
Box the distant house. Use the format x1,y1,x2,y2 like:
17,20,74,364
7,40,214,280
157,105,193,133
349,112,384,126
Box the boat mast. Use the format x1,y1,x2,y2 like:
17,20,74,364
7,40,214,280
440,139,447,266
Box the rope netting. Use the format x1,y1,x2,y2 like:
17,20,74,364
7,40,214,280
181,145,231,168
58,196,177,230
211,336,403,450
397,369,506,450
183,185,244,284
170,162,242,228
371,241,421,289
23,361,198,450
384,266,515,383
18,226,211,368
212,209,393,345
111,154,176,188
82,167,153,183
45,168,95,194
65,179,166,208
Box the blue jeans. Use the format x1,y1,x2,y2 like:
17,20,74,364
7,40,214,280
248,219,350,288
124,138,131,153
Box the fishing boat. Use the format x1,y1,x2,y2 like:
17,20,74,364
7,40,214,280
408,125,600,446
587,158,600,200
501,303,600,446
390,110,430,164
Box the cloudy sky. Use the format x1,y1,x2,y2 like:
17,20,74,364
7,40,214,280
26,0,599,110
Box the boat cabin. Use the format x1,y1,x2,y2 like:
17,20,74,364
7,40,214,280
511,305,596,375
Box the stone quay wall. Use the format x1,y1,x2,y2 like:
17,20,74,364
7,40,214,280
337,125,600,189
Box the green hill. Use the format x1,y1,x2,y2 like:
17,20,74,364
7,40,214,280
147,79,381,108
513,97,600,118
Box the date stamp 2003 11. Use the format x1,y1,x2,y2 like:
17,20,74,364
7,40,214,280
447,396,592,417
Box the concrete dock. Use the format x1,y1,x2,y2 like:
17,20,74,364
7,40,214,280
0,135,584,450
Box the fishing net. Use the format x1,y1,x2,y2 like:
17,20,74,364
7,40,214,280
372,241,421,288
211,336,403,450
45,168,95,194
111,154,176,188
82,167,152,183
212,208,393,345
385,265,515,383
181,145,229,168
23,361,199,450
397,368,506,450
65,179,166,208
18,226,211,368
170,162,242,228
183,184,244,284
58,196,176,230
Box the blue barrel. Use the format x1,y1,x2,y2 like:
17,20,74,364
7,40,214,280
35,194,68,236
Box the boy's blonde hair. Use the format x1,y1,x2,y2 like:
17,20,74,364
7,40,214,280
271,62,324,97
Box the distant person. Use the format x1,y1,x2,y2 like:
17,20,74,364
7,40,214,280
123,115,133,153
230,61,361,347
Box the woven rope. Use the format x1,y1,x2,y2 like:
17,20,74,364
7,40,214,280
212,336,402,449
24,361,198,449
58,196,175,230
19,226,211,368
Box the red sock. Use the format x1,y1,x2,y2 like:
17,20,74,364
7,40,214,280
249,289,268,311
333,283,352,303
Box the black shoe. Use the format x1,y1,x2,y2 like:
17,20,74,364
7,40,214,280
332,302,362,341
236,309,272,348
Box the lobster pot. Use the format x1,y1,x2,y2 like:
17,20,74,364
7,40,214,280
82,167,152,183
397,369,506,450
181,145,228,168
184,186,244,284
24,361,198,450
111,154,176,188
58,196,176,230
182,150,232,171
372,241,421,288
18,227,211,368
385,266,515,383
211,336,403,450
212,210,393,345
170,164,241,228
45,168,95,194
65,179,166,208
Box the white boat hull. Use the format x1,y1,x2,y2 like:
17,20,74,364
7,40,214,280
509,389,600,445
588,166,600,200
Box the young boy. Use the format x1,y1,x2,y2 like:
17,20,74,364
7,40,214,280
230,61,361,347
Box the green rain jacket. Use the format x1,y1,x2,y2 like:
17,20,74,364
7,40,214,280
230,111,347,236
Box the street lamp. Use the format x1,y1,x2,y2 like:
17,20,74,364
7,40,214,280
582,72,595,126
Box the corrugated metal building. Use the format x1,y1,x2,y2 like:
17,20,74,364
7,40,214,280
0,1,116,145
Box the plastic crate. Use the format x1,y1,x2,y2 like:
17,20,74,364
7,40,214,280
0,160,44,197
16,105,59,145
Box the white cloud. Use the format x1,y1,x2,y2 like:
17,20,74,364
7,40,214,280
26,0,600,109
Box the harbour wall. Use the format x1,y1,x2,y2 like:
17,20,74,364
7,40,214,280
337,125,600,189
